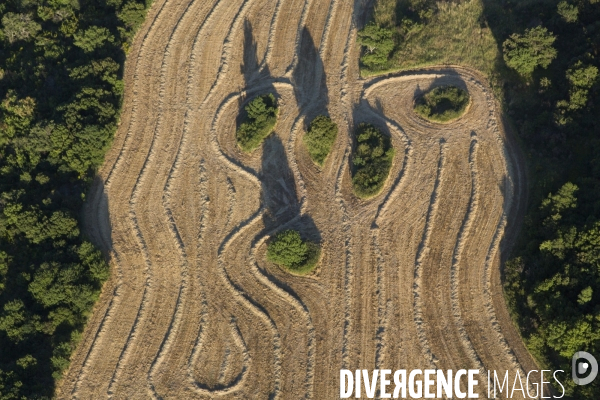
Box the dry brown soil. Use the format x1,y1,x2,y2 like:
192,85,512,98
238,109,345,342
56,0,542,398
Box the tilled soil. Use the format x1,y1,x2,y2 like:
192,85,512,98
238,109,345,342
56,0,538,398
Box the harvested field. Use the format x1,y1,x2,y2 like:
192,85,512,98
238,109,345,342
56,0,538,398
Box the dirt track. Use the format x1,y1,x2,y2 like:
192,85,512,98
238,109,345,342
56,0,539,398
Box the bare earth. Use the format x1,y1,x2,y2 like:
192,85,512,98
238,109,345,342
56,0,540,398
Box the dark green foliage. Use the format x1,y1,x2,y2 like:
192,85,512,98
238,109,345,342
267,230,320,275
502,26,557,77
357,23,395,70
557,1,578,23
236,94,278,152
0,0,150,397
351,123,394,198
481,0,600,397
505,183,600,398
414,85,470,123
303,115,338,166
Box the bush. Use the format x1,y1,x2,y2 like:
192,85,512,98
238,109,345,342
267,230,320,275
351,123,395,198
503,26,557,77
303,115,338,166
236,93,278,152
414,85,470,123
357,23,395,71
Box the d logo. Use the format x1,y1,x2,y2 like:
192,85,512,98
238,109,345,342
572,351,598,386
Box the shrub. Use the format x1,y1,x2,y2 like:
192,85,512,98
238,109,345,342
267,230,320,275
414,85,470,123
351,123,395,198
503,26,557,77
357,23,395,70
236,93,278,152
303,115,338,166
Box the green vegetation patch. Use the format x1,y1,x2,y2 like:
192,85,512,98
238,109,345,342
303,115,338,167
359,0,500,80
351,123,394,198
414,85,470,123
236,93,279,152
0,0,151,397
267,230,320,275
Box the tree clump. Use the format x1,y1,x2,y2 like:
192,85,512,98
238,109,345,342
414,85,470,123
351,123,395,198
303,115,338,167
503,26,557,77
357,23,395,71
236,93,279,152
267,230,320,275
0,0,151,397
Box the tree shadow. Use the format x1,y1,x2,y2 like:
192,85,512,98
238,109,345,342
238,19,277,128
82,176,114,258
292,27,329,129
260,135,320,241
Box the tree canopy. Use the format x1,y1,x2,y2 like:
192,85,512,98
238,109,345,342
351,123,394,198
502,26,557,77
0,0,150,397
357,23,395,70
236,93,278,152
267,230,320,275
303,115,338,167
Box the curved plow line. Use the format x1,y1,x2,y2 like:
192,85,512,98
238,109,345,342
200,0,255,109
249,217,316,399
151,0,273,392
185,161,212,388
284,0,312,76
482,207,537,396
259,0,284,69
225,177,237,228
146,0,230,394
71,0,172,393
106,0,208,394
317,0,339,61
339,0,363,110
287,113,309,213
204,92,284,398
413,140,446,369
448,137,497,398
212,87,316,398
362,110,412,371
468,75,533,395
335,148,354,369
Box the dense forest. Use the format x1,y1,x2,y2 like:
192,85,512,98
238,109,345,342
358,0,600,398
0,0,150,398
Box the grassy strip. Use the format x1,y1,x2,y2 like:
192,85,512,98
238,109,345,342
236,94,278,152
360,0,502,95
303,116,338,167
351,123,394,199
267,230,320,275
414,85,470,123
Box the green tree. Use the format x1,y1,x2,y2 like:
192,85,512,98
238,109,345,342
503,26,557,76
303,115,338,166
357,23,395,70
559,61,599,111
1,13,40,43
351,123,395,198
267,230,320,274
236,94,278,152
73,26,115,53
557,1,579,23
267,230,309,268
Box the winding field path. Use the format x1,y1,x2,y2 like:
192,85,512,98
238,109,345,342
56,0,539,398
